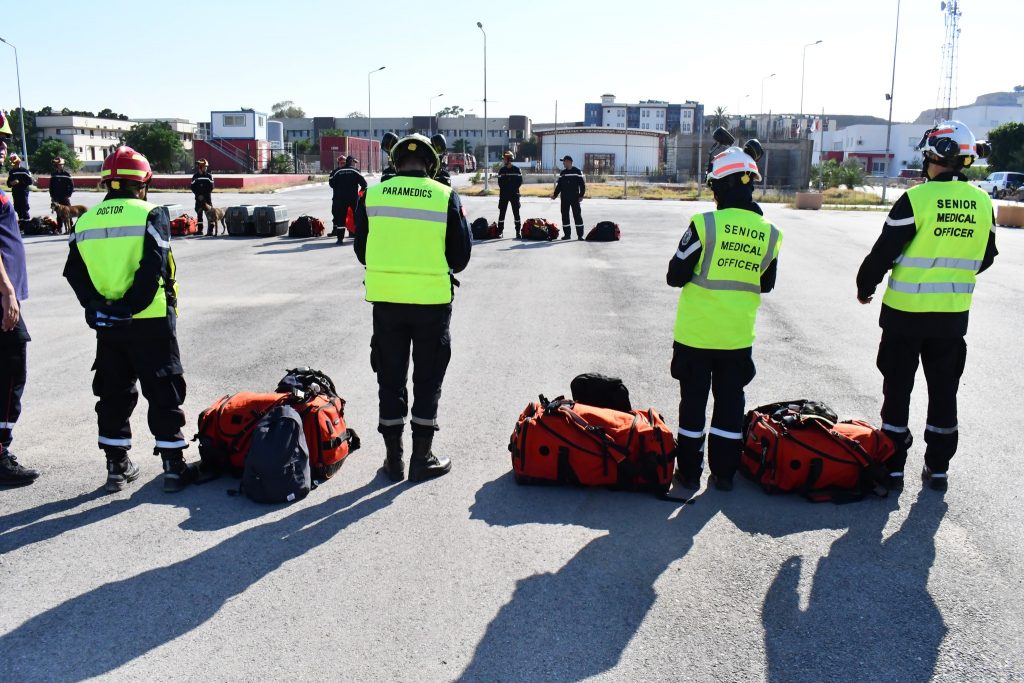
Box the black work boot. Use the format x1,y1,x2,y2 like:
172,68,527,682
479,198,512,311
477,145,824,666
0,451,39,487
104,448,140,493
560,231,571,240
409,434,451,482
706,433,740,493
514,223,521,239
576,227,584,240
381,434,405,482
882,429,913,491
921,466,948,492
159,449,193,493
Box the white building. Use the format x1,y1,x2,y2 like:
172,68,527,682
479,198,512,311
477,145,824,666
210,110,269,140
34,115,135,169
536,127,667,175
813,123,929,176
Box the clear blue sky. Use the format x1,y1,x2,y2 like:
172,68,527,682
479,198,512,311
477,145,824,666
2,0,1020,126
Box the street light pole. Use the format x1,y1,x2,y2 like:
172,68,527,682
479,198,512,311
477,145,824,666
800,40,822,132
429,92,444,136
882,0,902,204
476,21,489,192
367,65,385,174
0,36,30,170
760,73,776,139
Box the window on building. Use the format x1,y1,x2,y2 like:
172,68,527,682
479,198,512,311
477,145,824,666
872,160,887,175
223,115,245,126
258,116,265,126
833,142,843,150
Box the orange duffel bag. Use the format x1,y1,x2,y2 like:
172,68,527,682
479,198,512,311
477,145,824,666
741,400,895,502
508,395,675,493
196,368,360,482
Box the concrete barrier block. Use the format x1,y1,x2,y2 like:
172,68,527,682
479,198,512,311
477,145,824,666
996,204,1024,228
795,192,823,210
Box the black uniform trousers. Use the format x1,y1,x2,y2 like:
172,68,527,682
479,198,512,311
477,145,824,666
92,334,188,453
12,191,30,221
0,317,29,452
877,332,966,473
671,344,756,480
498,197,521,234
194,194,212,224
332,198,358,232
370,303,452,437
560,198,584,238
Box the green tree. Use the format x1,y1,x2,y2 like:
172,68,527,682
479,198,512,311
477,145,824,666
709,106,729,131
271,100,306,118
30,139,82,172
268,153,293,173
986,122,1024,172
518,136,538,160
294,138,316,154
473,144,485,163
810,159,841,189
319,128,346,138
345,111,366,118
4,108,37,157
452,138,471,153
837,159,867,189
436,105,464,117
122,121,185,173
96,108,130,121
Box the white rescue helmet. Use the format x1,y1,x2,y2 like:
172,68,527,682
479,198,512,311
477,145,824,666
708,146,761,183
918,120,988,166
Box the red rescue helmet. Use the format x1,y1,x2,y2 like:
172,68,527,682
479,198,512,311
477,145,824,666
101,146,153,185
0,110,11,138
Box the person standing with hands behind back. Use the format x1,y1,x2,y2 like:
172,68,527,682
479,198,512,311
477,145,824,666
553,155,585,240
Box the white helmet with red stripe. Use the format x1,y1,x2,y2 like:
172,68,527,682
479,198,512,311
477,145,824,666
918,120,987,166
708,146,762,183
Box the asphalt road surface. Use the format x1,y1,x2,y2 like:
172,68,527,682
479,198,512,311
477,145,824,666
1,184,1022,682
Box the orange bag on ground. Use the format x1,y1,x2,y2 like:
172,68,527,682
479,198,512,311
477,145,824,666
508,396,675,493
742,400,895,502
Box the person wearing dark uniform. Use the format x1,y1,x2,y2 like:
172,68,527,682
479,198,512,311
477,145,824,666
64,146,196,494
0,111,38,486
497,151,522,238
664,139,781,498
857,120,997,492
49,156,75,207
553,155,585,240
354,133,471,483
6,153,33,222
190,159,214,235
329,155,367,245
380,132,399,183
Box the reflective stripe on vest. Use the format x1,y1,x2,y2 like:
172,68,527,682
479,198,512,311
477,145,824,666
674,209,781,350
364,176,452,305
74,198,169,320
882,180,991,313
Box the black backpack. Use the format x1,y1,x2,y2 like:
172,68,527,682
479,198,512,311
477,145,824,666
241,404,311,504
471,217,490,240
289,215,314,238
585,221,621,242
570,373,633,413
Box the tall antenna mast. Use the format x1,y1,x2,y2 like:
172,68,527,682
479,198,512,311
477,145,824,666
936,0,962,122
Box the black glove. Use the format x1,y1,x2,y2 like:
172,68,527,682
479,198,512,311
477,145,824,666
86,299,132,330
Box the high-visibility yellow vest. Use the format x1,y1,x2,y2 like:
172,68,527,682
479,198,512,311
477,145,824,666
882,180,992,313
73,198,175,320
364,175,452,304
674,209,782,349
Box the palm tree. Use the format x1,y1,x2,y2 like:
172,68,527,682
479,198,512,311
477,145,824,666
708,106,729,132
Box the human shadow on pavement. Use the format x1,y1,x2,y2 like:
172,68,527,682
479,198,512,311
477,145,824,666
0,478,403,681
755,489,947,683
254,240,342,255
459,473,722,682
0,471,336,555
503,240,576,251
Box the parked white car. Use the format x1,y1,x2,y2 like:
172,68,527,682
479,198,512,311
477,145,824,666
974,171,1024,198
